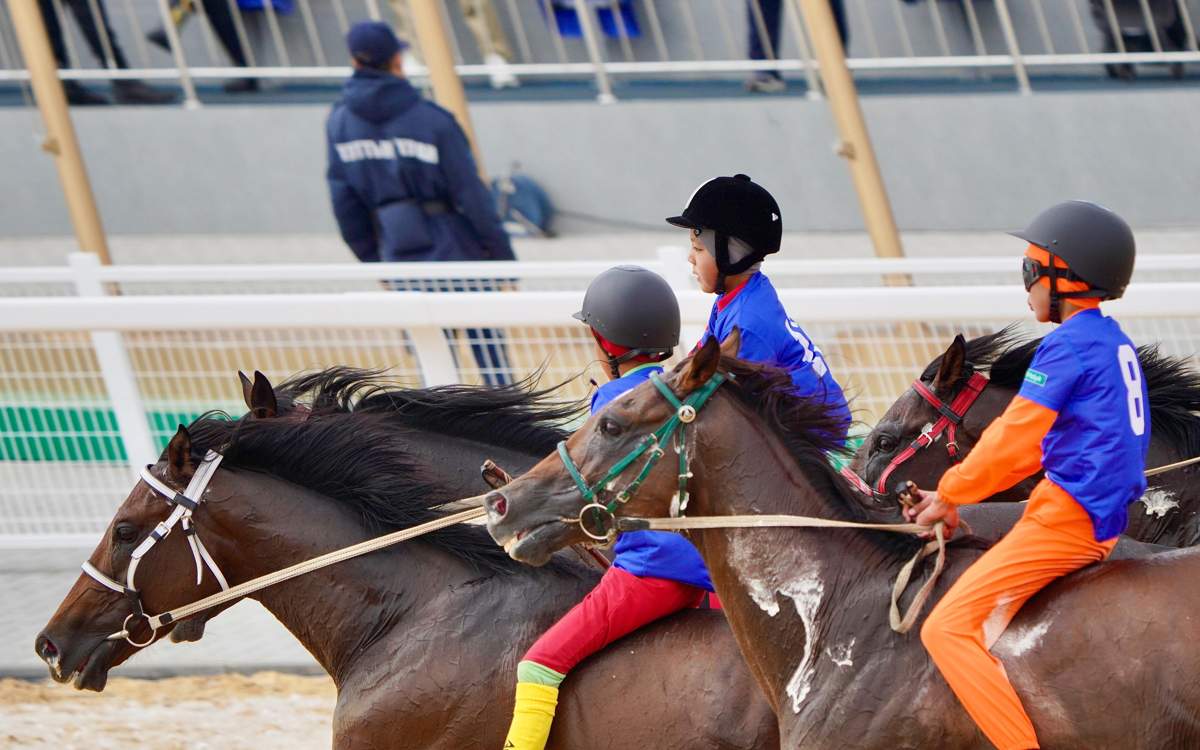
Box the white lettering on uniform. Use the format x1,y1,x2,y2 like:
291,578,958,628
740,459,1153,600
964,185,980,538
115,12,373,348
334,138,439,165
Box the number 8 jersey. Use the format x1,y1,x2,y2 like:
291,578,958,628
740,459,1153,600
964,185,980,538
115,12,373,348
1017,308,1151,540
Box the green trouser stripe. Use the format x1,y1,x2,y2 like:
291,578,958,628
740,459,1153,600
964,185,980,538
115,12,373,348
517,660,566,687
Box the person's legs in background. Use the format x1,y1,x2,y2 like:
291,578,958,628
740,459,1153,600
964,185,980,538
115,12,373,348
38,0,109,104
459,0,518,88
746,0,784,93
60,0,177,103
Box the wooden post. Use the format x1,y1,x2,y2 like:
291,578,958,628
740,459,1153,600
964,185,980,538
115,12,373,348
796,0,903,262
8,0,111,264
407,0,487,180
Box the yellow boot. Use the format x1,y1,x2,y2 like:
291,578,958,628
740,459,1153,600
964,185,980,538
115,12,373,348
503,682,559,750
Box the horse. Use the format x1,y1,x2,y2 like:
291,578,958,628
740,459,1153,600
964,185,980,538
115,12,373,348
35,368,778,750
848,328,1200,547
487,333,1200,748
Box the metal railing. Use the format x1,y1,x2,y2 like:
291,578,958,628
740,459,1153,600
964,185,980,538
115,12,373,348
0,0,1197,104
3,251,1200,545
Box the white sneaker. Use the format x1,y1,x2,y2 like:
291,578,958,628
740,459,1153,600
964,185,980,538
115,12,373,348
486,52,519,89
745,73,786,93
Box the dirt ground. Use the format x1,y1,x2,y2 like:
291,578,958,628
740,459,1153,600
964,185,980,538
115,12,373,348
0,672,336,749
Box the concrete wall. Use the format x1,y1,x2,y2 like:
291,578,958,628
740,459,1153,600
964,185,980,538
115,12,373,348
1,87,1197,238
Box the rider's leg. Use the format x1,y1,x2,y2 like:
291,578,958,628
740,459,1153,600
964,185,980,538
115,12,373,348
503,566,705,750
920,480,1116,750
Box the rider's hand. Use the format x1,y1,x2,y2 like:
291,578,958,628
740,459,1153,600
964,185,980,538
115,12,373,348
902,486,959,539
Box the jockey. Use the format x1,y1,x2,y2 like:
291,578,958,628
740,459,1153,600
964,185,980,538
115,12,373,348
503,265,716,750
667,173,851,441
905,201,1149,750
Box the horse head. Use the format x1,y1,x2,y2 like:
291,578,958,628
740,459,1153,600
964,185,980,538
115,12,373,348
34,370,290,688
487,333,741,565
848,332,1019,507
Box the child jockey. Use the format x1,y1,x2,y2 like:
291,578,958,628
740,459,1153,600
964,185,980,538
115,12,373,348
503,265,716,750
666,173,851,440
905,200,1148,750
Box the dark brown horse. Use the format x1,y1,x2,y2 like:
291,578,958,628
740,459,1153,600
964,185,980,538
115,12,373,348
488,335,1200,748
35,369,777,749
849,328,1200,546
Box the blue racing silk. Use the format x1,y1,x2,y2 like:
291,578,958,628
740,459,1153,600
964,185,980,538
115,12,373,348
1016,308,1151,540
590,363,714,591
701,272,851,442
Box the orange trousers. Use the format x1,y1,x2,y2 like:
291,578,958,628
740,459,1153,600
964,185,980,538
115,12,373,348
920,480,1117,750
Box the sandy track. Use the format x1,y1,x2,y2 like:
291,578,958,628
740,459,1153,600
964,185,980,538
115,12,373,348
0,672,335,750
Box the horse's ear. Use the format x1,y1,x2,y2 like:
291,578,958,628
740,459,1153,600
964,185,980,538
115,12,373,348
249,371,278,419
238,371,253,409
166,425,195,482
679,337,721,394
719,327,741,360
932,334,968,394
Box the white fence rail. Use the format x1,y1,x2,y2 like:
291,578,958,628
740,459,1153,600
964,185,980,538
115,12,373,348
0,0,1197,104
3,251,1200,548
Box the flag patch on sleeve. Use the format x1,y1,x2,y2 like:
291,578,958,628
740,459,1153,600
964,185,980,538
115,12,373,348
1024,369,1048,387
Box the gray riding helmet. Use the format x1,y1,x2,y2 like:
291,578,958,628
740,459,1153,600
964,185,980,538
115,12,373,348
1010,200,1136,300
573,265,680,356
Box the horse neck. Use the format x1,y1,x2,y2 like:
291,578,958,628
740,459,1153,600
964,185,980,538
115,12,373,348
198,470,486,687
682,396,907,714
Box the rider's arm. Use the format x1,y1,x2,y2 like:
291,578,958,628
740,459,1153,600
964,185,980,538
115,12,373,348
936,395,1056,505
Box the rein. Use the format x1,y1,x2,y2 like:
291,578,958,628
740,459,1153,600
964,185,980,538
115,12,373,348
553,369,949,634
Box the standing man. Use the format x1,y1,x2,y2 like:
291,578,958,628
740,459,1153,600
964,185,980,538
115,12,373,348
326,21,515,385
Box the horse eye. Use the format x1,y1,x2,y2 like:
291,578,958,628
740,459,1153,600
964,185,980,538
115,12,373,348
599,417,624,437
113,523,139,545
875,434,898,454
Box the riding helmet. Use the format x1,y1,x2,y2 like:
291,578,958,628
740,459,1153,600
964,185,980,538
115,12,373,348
1010,200,1136,301
666,174,783,277
573,265,680,357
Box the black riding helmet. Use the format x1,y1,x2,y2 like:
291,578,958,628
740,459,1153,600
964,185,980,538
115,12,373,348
666,174,782,293
574,266,681,378
1010,200,1136,323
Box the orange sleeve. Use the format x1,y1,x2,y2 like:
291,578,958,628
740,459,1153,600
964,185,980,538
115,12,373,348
937,395,1057,506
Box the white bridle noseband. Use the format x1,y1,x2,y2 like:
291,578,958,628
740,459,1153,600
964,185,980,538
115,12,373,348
81,450,231,648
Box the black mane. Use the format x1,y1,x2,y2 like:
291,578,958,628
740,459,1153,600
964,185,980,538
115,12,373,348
700,357,924,559
278,366,583,454
184,368,587,575
922,327,1200,456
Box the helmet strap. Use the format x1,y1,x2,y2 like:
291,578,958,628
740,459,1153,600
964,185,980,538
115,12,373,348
1047,253,1062,325
605,355,622,380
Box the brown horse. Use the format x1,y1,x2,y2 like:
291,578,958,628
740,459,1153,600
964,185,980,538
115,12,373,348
35,369,777,749
488,335,1200,748
849,328,1200,546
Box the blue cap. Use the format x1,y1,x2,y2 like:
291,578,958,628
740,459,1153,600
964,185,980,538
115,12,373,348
346,21,408,69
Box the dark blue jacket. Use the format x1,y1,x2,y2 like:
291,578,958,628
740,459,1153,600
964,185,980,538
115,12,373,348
326,70,515,263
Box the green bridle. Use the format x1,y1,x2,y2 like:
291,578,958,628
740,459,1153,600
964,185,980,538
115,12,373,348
556,371,729,541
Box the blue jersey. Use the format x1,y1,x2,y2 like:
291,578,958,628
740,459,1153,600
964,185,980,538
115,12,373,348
701,273,851,442
591,364,714,592
1017,309,1151,540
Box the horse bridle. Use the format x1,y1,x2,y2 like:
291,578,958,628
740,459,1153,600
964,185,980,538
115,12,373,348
556,371,728,542
80,450,231,648
841,373,989,500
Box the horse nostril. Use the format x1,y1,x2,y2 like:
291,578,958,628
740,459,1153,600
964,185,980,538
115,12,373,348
486,491,508,519
36,633,58,661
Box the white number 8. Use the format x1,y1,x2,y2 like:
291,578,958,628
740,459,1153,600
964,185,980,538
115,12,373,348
1117,345,1145,436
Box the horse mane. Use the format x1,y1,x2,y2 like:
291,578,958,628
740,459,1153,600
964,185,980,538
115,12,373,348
701,356,925,559
277,366,583,454
183,368,588,576
922,327,1200,457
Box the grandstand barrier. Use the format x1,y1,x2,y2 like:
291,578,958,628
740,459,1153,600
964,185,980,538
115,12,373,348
0,0,1197,99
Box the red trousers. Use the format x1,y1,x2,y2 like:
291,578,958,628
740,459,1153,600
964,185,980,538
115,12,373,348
524,566,716,675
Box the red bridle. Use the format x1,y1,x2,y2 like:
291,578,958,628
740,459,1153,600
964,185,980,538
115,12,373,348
843,373,989,499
